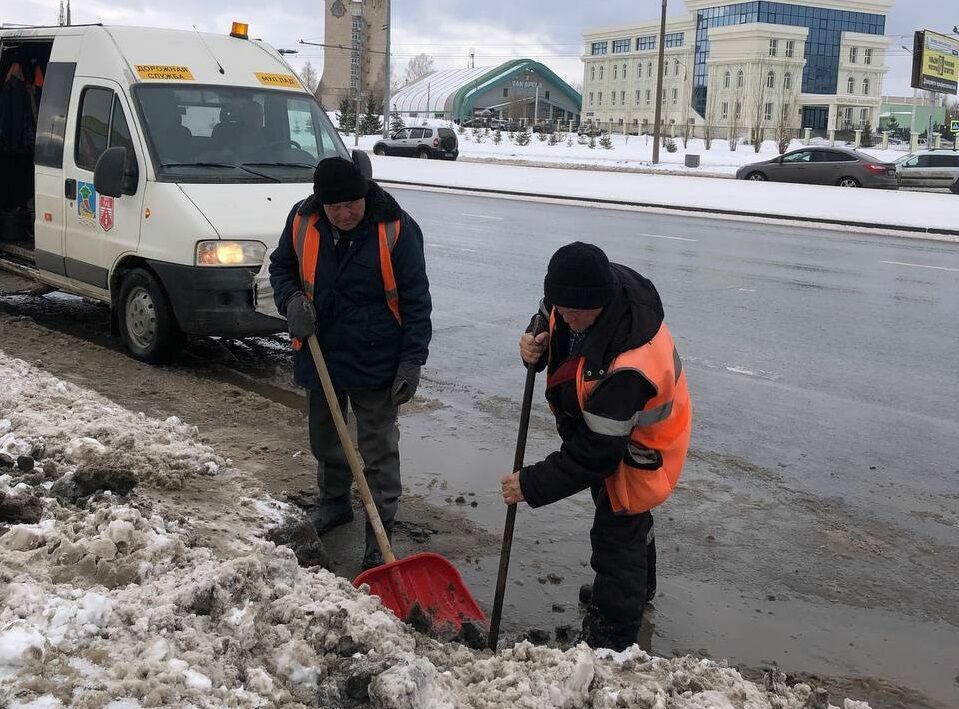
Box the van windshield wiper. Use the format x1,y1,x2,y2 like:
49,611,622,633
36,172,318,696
159,162,280,182
242,162,316,169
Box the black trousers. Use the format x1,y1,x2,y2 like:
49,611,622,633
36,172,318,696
585,484,656,650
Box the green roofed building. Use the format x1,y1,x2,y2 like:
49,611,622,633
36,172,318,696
390,59,582,126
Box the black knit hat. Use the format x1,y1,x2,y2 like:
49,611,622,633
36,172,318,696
313,157,369,205
544,242,614,309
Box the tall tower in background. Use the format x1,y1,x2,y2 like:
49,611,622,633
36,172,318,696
317,0,387,110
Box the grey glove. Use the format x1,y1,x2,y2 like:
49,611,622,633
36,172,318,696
391,361,421,406
286,292,317,340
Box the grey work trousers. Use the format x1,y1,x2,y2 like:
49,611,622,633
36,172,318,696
306,387,401,538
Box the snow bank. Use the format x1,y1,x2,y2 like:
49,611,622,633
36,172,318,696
0,350,867,707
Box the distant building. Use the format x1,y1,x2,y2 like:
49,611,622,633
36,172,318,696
582,0,893,136
316,0,387,110
879,95,949,132
390,59,582,126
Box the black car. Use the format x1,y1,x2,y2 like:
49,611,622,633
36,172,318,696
372,127,458,160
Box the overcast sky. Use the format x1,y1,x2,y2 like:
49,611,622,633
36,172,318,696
6,0,950,97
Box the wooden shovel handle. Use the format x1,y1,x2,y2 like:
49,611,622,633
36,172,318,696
307,336,396,564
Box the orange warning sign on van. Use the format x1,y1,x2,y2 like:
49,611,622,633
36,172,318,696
255,72,300,88
135,65,195,81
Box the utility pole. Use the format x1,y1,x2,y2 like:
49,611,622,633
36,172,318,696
534,85,539,125
382,0,391,139
652,0,667,164
352,0,363,147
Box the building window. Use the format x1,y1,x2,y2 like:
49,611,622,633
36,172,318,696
591,41,608,56
621,90,626,104
672,88,678,104
637,63,643,79
598,92,603,105
646,89,651,105
637,36,656,51
674,59,680,76
613,65,618,80
599,66,604,80
769,39,778,57
721,101,729,120
503,88,509,97
864,48,873,65
849,46,858,64
735,101,742,119
665,32,685,48
862,78,870,95
648,62,653,78
786,40,795,58
847,76,855,94
612,39,631,54
737,69,744,88
590,66,595,81
623,63,627,78
723,71,731,89
664,61,669,77
784,72,792,91
636,89,641,105
764,102,774,121
589,92,594,106
766,70,775,89
860,108,869,126
545,90,550,100
611,92,616,106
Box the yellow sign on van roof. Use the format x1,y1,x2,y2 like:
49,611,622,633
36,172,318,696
135,65,195,81
255,72,300,88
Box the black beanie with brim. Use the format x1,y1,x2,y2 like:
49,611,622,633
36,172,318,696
544,242,614,309
313,156,369,205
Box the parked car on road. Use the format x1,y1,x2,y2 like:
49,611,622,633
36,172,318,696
735,147,898,189
372,127,458,160
895,150,959,190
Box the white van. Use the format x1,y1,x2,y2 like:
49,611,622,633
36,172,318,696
0,23,369,362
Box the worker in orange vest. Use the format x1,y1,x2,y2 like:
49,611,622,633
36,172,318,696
502,242,692,651
270,157,432,570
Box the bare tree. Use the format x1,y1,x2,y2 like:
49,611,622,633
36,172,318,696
298,61,319,94
750,55,770,153
702,81,722,150
775,70,793,154
403,53,434,86
729,77,745,151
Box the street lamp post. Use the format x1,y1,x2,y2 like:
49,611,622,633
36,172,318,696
382,0,391,139
652,0,668,164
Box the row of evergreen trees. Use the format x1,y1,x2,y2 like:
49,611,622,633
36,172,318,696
336,96,388,135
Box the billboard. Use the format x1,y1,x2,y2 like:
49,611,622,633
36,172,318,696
911,30,959,95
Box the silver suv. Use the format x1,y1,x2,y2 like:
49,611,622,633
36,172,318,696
372,127,458,160
895,150,959,190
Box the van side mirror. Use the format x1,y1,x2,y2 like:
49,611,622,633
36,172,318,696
352,148,373,180
94,147,138,198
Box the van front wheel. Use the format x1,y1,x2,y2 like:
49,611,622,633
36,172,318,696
118,268,182,364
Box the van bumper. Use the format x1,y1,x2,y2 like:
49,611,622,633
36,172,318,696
147,261,284,337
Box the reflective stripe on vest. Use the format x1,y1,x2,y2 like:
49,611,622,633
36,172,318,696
290,213,402,349
548,309,692,515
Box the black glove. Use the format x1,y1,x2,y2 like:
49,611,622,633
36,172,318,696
391,361,421,406
285,292,317,340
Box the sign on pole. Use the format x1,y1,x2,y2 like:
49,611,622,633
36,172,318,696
911,30,959,95
951,119,959,133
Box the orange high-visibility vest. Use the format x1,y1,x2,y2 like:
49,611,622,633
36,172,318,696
290,212,402,349
549,310,692,514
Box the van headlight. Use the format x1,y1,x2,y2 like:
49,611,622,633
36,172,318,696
195,240,266,267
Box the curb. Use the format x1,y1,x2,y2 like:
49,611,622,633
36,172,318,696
378,179,959,239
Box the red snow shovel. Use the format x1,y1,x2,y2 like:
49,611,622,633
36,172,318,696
307,336,486,634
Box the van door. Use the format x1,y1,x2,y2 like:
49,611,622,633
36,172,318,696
62,78,144,297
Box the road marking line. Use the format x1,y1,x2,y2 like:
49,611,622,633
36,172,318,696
638,232,698,242
461,213,503,221
881,260,959,273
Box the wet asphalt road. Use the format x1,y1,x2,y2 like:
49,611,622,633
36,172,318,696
387,186,959,706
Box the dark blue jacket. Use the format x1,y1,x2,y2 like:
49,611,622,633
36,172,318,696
269,182,432,391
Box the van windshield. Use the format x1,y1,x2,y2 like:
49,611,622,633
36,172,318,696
133,85,347,182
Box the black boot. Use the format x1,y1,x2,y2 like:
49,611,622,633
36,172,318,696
361,520,394,571
579,605,640,652
310,496,354,535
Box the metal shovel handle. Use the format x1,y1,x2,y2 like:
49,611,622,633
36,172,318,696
307,335,396,564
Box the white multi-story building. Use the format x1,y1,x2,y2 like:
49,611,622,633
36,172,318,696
581,0,892,137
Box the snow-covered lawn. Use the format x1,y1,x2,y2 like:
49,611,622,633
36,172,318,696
368,156,959,236
0,350,871,707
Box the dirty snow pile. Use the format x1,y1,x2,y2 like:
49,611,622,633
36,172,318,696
0,351,870,708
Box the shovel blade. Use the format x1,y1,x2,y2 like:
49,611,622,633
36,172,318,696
354,552,486,634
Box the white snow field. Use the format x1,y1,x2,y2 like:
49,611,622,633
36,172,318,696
0,350,869,708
